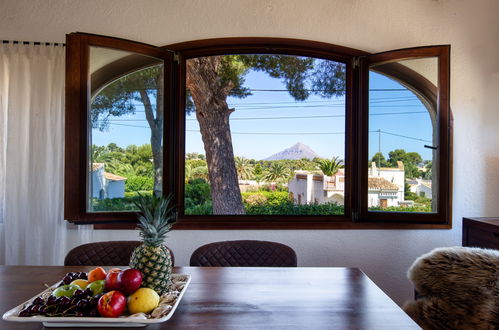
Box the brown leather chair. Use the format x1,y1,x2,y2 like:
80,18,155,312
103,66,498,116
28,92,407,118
64,241,174,266
190,240,297,267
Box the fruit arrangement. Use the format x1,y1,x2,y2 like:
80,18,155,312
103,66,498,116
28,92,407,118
17,267,160,318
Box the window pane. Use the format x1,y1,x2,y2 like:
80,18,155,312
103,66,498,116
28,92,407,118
368,57,438,213
185,54,346,215
88,46,164,212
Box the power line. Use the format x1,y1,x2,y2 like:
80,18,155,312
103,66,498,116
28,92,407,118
97,111,428,123
103,123,431,143
247,88,407,92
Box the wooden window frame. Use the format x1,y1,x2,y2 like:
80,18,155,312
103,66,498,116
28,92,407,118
64,33,452,230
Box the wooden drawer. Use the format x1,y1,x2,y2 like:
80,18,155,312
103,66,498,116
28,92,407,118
463,217,499,250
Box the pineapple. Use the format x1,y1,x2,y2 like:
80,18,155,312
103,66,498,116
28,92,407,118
130,193,177,295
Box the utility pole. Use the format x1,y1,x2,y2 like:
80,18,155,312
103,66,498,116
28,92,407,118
377,129,381,168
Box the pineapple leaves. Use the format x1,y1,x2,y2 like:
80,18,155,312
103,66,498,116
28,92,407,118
134,193,177,247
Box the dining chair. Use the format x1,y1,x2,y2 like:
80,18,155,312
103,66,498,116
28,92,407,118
64,241,174,266
404,246,499,329
190,240,297,267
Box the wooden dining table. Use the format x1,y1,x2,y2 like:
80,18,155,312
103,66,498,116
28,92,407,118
0,266,420,329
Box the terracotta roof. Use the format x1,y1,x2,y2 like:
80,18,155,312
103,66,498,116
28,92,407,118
104,172,126,181
92,163,104,171
368,177,399,190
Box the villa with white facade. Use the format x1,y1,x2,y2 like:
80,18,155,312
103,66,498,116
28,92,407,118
407,178,432,198
288,161,406,208
91,163,126,199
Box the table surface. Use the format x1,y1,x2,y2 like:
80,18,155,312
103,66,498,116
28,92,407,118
0,266,420,329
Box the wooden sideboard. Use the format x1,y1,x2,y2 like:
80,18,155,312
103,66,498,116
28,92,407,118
462,217,499,249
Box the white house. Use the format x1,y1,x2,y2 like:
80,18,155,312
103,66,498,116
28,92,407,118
408,179,432,198
367,162,405,208
288,162,405,208
91,163,126,199
288,170,345,205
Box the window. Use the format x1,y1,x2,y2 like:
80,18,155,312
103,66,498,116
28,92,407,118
65,34,451,229
184,54,346,217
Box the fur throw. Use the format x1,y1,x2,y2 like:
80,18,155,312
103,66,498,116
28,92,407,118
404,247,499,330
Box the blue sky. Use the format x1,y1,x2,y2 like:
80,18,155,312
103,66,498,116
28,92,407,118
92,60,433,162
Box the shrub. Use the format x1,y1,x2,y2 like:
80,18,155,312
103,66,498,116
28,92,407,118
125,176,154,192
245,201,344,215
368,205,432,212
185,201,213,215
184,178,212,210
244,194,268,206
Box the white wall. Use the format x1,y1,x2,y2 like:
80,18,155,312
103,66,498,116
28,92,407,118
2,0,499,307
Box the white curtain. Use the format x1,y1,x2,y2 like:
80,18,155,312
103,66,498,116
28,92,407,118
0,42,92,265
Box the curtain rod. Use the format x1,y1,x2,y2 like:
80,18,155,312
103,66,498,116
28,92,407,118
2,40,65,46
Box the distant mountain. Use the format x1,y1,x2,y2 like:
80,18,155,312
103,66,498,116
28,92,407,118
264,142,320,160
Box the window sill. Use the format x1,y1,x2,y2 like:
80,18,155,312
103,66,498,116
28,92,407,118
93,220,451,230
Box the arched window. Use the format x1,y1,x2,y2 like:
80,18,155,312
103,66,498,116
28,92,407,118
65,34,451,229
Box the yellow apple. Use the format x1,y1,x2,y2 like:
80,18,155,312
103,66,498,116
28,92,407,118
127,288,160,314
70,279,89,289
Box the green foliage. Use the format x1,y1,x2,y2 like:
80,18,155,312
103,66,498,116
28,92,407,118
184,202,213,215
242,191,291,206
421,161,432,180
316,156,343,176
245,201,344,215
235,156,253,180
91,192,152,212
405,191,432,208
263,162,290,183
370,152,389,167
253,163,263,176
186,152,205,160
244,194,267,206
185,161,209,182
368,205,432,212
125,176,154,192
387,149,424,179
184,178,212,211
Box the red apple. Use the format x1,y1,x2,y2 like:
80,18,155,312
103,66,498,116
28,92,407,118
105,269,121,291
97,290,126,317
117,268,143,295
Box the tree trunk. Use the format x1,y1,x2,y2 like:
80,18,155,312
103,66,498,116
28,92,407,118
186,57,245,214
139,71,163,197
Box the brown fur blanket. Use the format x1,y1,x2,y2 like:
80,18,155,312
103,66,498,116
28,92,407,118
404,247,499,330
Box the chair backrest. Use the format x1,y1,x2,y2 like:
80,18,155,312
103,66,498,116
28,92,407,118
64,241,174,266
190,240,297,267
404,246,499,329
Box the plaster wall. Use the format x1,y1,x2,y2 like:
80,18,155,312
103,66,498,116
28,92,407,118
2,0,499,306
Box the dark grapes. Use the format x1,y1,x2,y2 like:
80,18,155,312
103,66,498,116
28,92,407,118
75,311,85,317
58,296,71,307
76,299,89,310
89,297,99,307
29,305,40,314
73,289,85,298
47,295,58,305
62,275,72,285
18,309,30,317
33,296,44,305
39,305,47,315
84,288,93,297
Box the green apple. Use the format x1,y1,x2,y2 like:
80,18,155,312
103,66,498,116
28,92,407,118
87,280,105,296
52,284,80,298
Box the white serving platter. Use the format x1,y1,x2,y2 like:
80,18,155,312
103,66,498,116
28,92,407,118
2,274,191,327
